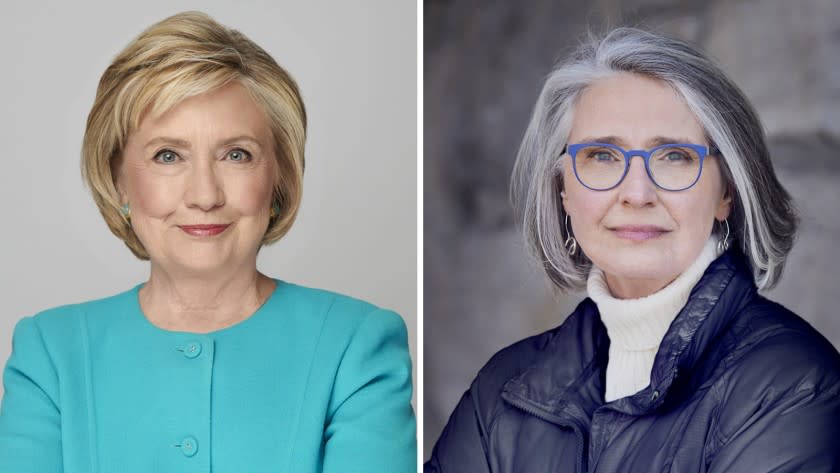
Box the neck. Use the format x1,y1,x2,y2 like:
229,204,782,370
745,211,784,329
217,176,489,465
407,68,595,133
602,239,720,299
139,262,275,333
588,236,721,350
587,236,721,401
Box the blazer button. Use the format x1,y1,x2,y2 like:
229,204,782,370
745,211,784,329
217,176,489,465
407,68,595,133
183,341,202,359
179,436,198,457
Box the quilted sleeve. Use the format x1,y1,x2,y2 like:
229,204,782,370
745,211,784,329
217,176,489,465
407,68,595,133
706,322,840,473
424,388,492,473
0,316,63,472
706,382,840,472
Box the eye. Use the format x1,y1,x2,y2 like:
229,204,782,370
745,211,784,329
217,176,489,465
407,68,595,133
584,148,621,162
153,149,180,164
226,148,252,162
662,150,693,163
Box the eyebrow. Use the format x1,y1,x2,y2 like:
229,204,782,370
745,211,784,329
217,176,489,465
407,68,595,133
576,135,701,148
143,135,264,151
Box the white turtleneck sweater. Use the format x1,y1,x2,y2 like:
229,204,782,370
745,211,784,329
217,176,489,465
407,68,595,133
587,236,721,402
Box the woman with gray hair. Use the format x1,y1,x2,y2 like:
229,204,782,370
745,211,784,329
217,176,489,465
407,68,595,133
426,28,839,472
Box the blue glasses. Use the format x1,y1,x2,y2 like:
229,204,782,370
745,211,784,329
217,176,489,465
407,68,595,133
564,142,717,191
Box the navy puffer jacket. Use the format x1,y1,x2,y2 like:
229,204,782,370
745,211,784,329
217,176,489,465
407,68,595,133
426,248,840,472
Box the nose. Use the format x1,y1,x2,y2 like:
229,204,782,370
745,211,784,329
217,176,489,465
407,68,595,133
184,159,225,211
616,154,657,207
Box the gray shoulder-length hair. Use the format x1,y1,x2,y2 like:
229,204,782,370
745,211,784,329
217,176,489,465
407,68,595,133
511,27,797,292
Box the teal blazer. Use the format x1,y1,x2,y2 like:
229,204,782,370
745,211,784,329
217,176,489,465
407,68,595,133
0,280,416,472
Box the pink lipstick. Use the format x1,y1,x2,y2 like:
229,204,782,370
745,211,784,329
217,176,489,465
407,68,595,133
178,224,230,237
611,225,669,242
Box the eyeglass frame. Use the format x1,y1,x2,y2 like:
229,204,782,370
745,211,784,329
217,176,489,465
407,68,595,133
562,142,719,191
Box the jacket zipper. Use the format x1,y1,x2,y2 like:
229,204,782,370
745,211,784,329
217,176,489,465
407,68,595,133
501,392,589,473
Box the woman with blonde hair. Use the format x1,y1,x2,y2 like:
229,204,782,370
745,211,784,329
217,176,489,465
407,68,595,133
426,28,839,472
0,11,415,472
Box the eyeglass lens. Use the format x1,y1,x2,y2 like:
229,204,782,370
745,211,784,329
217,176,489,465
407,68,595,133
573,145,702,190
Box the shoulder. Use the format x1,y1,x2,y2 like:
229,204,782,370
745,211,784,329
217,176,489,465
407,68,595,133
14,286,138,344
276,280,408,346
722,295,840,387
6,287,140,384
713,295,840,433
468,299,601,417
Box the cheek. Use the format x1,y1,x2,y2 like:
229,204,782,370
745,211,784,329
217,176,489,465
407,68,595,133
225,173,274,215
671,182,724,230
563,171,610,231
128,173,181,218
677,197,714,220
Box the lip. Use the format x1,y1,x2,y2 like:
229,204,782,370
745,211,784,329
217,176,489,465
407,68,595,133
178,224,231,237
610,225,670,242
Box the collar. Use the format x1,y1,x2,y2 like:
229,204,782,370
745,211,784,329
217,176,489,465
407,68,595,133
588,237,721,351
501,247,757,425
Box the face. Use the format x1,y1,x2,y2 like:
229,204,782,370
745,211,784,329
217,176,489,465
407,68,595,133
117,82,276,275
562,73,731,298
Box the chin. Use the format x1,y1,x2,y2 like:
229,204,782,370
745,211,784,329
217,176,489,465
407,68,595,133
588,245,677,279
161,244,236,272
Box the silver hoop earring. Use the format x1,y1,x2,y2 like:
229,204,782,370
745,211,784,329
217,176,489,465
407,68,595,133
718,219,730,253
564,214,577,256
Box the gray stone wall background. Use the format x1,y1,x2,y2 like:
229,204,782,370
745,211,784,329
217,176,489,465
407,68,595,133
424,0,840,458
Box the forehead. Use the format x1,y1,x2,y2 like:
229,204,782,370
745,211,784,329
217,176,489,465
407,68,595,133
133,82,271,141
569,73,706,146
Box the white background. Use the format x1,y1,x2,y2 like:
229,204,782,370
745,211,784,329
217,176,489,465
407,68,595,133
0,0,417,403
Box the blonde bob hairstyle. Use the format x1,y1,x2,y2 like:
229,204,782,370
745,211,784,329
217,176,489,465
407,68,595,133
81,11,306,260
